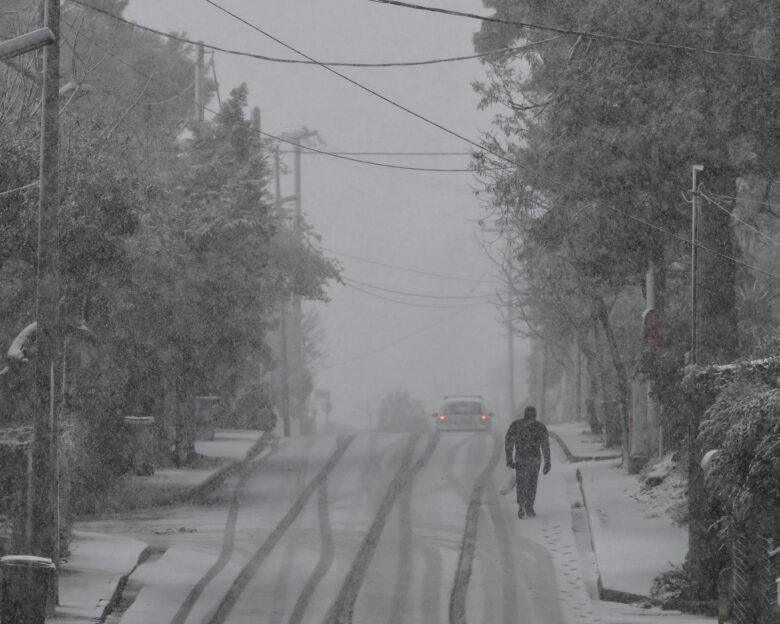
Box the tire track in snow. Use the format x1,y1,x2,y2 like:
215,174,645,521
441,435,482,504
202,435,355,624
287,479,334,624
448,431,502,624
169,437,278,624
386,472,413,624
483,474,521,624
268,438,315,624
324,431,439,624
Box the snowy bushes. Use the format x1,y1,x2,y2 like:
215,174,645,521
699,382,780,538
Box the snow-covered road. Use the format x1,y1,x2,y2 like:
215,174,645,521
90,430,579,624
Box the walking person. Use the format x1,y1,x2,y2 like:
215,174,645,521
505,405,551,518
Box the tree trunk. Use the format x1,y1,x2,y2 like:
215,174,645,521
577,332,603,435
593,296,631,466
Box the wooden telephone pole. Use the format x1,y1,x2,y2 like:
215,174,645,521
279,128,318,434
688,164,709,599
29,0,61,609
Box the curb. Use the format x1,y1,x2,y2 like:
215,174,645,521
551,432,656,607
548,430,621,463
188,431,273,501
573,467,604,600
549,430,575,462
98,545,161,623
96,432,274,623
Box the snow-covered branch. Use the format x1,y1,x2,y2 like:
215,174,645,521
7,322,37,363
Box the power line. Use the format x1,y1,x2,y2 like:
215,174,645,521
0,181,37,197
700,190,780,251
60,13,199,106
320,246,503,285
64,12,483,174
143,81,194,106
322,266,494,370
202,0,517,165
202,1,780,284
231,116,496,173
369,0,780,65
280,150,472,156
69,0,555,68
320,303,480,370
710,192,780,214
343,276,495,299
344,282,485,309
58,4,780,285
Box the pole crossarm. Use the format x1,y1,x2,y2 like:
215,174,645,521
0,28,55,61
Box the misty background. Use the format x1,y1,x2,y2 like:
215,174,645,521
126,0,529,425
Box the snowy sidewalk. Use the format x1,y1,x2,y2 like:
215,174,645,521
48,429,267,623
548,421,715,624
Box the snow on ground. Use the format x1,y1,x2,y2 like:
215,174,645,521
195,429,265,460
633,454,688,526
596,600,716,623
578,457,688,598
57,531,147,621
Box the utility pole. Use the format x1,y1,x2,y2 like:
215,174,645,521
251,106,261,135
505,237,516,417
688,164,708,600
270,131,291,437
31,0,61,609
280,128,318,434
195,42,205,123
479,219,517,420
690,165,704,364
538,339,547,422
574,343,582,421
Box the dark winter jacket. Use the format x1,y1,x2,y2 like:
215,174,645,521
505,417,551,466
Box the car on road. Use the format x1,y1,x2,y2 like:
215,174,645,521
433,395,493,431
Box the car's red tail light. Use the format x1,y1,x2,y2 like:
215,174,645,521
481,414,487,420
439,414,446,420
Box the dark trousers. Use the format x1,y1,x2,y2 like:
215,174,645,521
515,460,541,511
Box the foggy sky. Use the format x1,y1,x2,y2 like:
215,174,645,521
125,0,530,425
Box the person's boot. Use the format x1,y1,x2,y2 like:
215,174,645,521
526,507,536,517
517,506,526,519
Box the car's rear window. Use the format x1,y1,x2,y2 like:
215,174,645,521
443,401,483,415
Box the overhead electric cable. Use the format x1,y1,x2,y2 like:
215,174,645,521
368,0,780,65
61,4,780,284
321,246,503,285
343,276,495,299
142,81,194,106
344,282,485,309
710,192,780,214
320,303,480,370
69,0,555,68
61,14,199,106
205,109,496,173
203,1,780,283
0,181,38,197
699,190,780,251
280,151,472,156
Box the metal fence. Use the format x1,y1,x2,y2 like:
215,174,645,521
734,535,780,624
